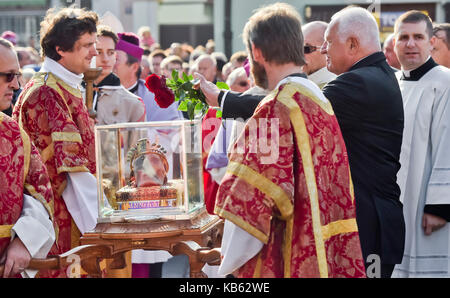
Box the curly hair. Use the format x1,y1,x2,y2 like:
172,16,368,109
40,5,98,61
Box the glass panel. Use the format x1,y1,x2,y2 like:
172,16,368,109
95,120,204,223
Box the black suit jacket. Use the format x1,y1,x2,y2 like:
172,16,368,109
322,52,405,265
220,55,406,265
220,90,262,120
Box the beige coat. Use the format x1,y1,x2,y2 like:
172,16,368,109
96,86,146,125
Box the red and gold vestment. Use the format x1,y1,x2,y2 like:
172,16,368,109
215,80,366,278
0,113,54,261
13,73,96,277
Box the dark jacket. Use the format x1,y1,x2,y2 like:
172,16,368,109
322,52,405,265
220,54,406,265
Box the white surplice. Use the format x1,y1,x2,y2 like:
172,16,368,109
12,194,56,278
307,66,336,90
392,65,450,277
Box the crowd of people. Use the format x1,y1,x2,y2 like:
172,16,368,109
0,2,449,278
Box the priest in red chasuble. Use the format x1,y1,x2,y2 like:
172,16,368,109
214,3,366,278
0,38,55,278
13,7,99,277
0,113,55,278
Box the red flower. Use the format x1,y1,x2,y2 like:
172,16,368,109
145,74,175,108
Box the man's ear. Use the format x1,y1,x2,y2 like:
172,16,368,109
430,35,438,48
132,62,140,73
56,46,65,58
428,36,435,53
347,36,360,55
251,43,264,63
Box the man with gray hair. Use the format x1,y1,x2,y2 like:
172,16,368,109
225,67,249,93
431,23,450,68
194,54,217,83
321,6,405,278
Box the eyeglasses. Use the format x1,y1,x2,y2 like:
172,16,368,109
304,45,319,54
238,81,248,87
0,72,21,83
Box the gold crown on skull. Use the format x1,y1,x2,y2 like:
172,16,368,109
127,138,169,173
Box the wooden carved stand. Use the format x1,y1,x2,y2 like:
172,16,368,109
0,209,223,278
79,209,223,278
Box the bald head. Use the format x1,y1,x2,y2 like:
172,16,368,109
303,21,328,44
302,21,328,75
0,39,20,110
384,33,395,49
383,33,401,69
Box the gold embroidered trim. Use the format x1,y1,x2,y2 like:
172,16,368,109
57,165,90,175
283,217,293,278
253,252,263,278
214,206,269,244
20,127,31,184
349,168,355,204
41,72,81,99
43,73,74,121
71,218,81,249
0,225,13,238
283,82,334,116
278,84,329,278
40,143,54,164
51,132,82,143
226,162,293,220
17,72,75,128
57,180,68,198
24,184,54,221
322,218,358,241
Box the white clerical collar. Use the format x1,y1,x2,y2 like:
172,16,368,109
40,57,84,89
308,67,336,86
127,81,139,91
402,56,432,78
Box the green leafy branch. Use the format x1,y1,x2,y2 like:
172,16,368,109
166,70,228,120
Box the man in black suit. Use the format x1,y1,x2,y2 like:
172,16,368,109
196,6,405,278
320,7,405,278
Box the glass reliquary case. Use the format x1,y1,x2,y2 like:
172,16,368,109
95,120,204,223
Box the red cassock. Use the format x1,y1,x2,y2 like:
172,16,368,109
215,81,366,278
13,72,96,277
0,113,54,277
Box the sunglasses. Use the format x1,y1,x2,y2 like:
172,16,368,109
0,72,21,83
238,81,248,87
304,45,319,54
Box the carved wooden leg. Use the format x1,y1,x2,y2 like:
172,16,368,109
81,257,104,278
171,241,221,278
105,251,132,278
